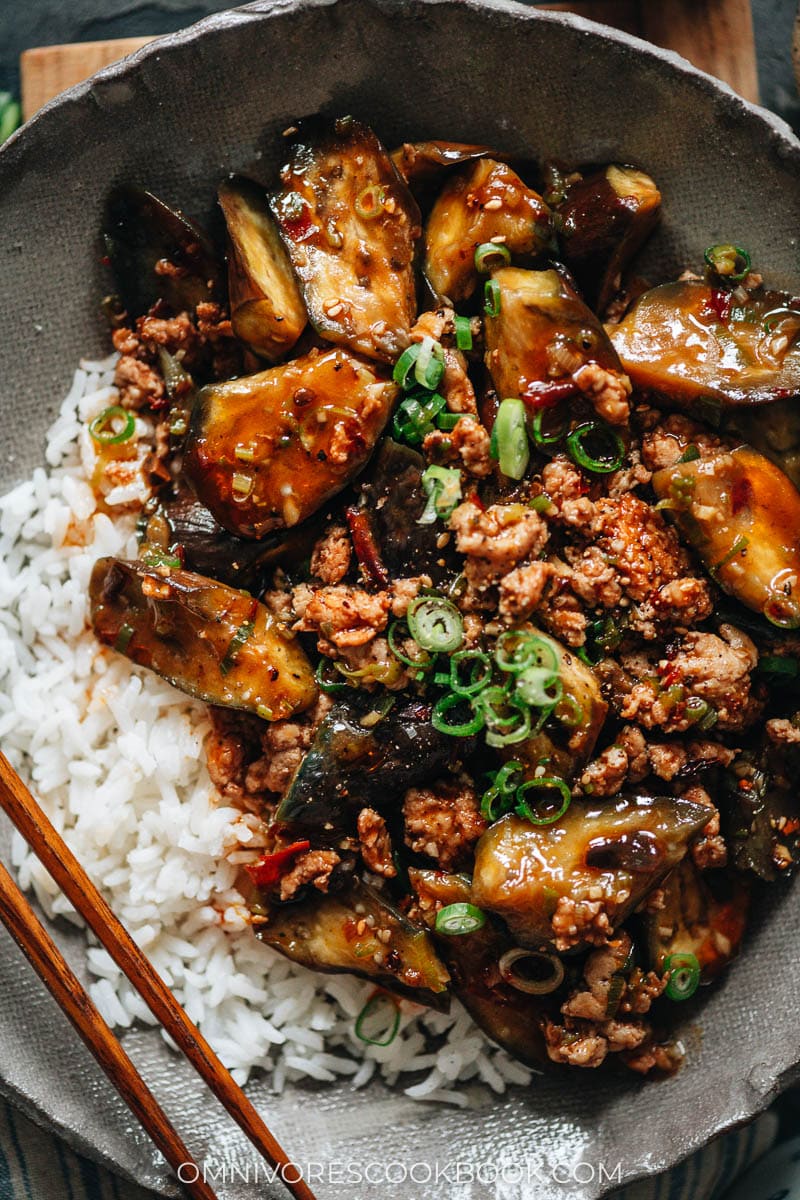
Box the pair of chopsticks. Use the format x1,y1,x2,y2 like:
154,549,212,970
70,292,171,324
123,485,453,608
0,752,317,1200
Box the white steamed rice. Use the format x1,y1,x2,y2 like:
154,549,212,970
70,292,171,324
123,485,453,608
0,355,534,1104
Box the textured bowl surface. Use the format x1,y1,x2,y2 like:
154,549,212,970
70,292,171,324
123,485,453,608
1,2,799,1196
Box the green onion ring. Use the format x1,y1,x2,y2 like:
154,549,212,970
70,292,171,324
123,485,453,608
484,278,501,317
515,666,563,709
314,659,351,695
392,343,423,388
555,693,585,728
566,421,625,474
480,759,525,821
387,620,434,673
530,407,568,448
663,951,701,1001
355,184,387,220
392,391,446,445
515,777,572,825
449,649,493,697
436,412,462,432
495,631,559,675
89,405,136,446
454,315,473,351
434,902,486,935
431,692,485,737
414,336,446,391
493,397,530,481
407,596,464,654
354,991,401,1045
474,241,512,274
703,243,751,284
764,591,800,630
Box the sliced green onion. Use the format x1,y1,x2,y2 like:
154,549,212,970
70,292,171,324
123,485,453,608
419,465,462,524
478,689,531,747
449,649,493,697
764,591,800,630
220,619,255,676
515,777,571,825
89,405,136,446
530,407,568,448
704,244,751,283
454,315,473,351
354,991,401,1045
0,93,21,145
414,336,446,391
407,596,464,653
234,443,256,462
684,696,718,730
314,659,350,695
515,666,563,708
481,760,525,821
566,421,625,474
495,631,559,676
231,471,253,498
474,242,512,274
529,494,553,513
392,391,446,445
434,902,486,935
140,548,182,570
256,704,274,720
663,951,701,1001
678,444,701,463
498,947,565,995
436,412,462,432
493,398,530,480
431,692,485,737
393,343,424,388
556,693,585,728
387,620,433,674
113,623,135,653
355,184,387,220
484,278,501,317
711,535,749,577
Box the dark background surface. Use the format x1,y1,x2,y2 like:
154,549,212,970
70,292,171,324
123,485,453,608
1,0,799,131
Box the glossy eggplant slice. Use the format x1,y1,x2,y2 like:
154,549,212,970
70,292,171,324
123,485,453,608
424,159,552,303
724,743,800,880
557,164,661,313
218,176,307,361
505,629,608,782
471,795,710,948
609,281,800,407
484,267,632,424
89,557,316,720
183,347,396,538
269,116,420,363
276,690,471,833
652,444,800,623
646,859,749,983
257,875,450,1009
391,140,498,189
103,186,222,318
410,869,550,1068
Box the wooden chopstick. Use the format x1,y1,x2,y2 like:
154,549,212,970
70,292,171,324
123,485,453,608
0,752,317,1200
0,856,218,1200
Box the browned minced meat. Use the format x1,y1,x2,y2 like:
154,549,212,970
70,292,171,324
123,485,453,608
580,734,736,797
561,935,633,1022
423,416,493,477
402,776,486,870
541,456,596,529
310,523,352,585
682,783,728,870
551,893,615,951
573,360,632,426
766,717,800,745
357,808,396,878
278,848,341,902
599,624,760,734
640,413,725,472
449,500,549,612
292,583,392,651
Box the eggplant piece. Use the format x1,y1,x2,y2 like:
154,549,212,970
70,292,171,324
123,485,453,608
646,859,749,983
471,794,710,948
103,186,222,318
257,875,450,1009
359,438,458,583
183,347,396,539
89,557,316,720
390,140,498,189
424,159,552,303
504,629,607,783
269,116,420,363
218,176,307,361
725,397,800,490
557,164,661,313
724,743,800,880
609,281,800,407
484,267,631,423
276,690,472,834
651,444,800,622
410,869,550,1068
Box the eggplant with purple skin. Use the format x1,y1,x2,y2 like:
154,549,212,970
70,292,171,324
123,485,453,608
390,140,498,191
89,557,316,720
275,690,473,834
257,875,450,1010
269,116,421,363
484,267,632,425
182,347,396,539
557,164,661,313
646,859,750,983
471,794,710,948
218,176,307,361
609,281,800,407
424,159,552,303
410,868,550,1068
652,444,800,625
103,186,222,318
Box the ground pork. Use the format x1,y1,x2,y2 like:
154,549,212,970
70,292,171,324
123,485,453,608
681,783,728,870
423,415,493,477
640,413,725,472
292,583,392,650
278,848,341,901
580,734,735,797
766,717,800,745
580,744,629,797
402,776,486,870
543,1014,650,1069
498,560,556,622
357,808,396,878
540,456,596,529
450,500,549,610
310,523,352,584
550,894,615,950
573,360,632,426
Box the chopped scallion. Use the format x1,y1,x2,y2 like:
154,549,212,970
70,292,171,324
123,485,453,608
354,991,401,1045
434,902,486,935
220,619,255,675
663,951,701,1001
493,398,530,480
418,465,462,524
515,777,571,825
89,405,136,446
407,596,464,654
454,315,473,351
474,242,511,274
566,421,625,474
484,278,501,317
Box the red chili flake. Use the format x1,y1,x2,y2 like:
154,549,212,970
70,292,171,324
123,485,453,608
738,779,753,791
281,207,313,241
345,506,390,589
656,661,682,688
702,289,732,323
246,840,310,888
522,380,579,409
731,476,753,515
